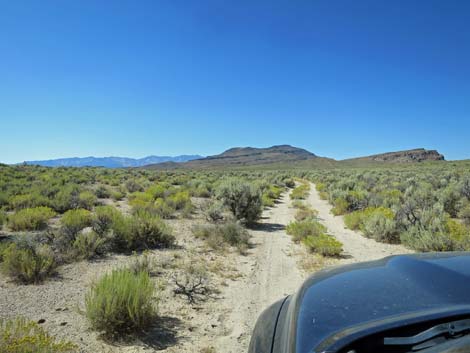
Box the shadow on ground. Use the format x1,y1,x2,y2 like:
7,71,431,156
251,222,285,232
140,316,184,350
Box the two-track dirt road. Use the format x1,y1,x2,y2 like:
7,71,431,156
216,183,410,352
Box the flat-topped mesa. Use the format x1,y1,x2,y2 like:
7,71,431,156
344,148,445,163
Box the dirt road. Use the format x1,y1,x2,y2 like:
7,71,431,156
215,183,412,352
215,192,304,353
307,183,412,264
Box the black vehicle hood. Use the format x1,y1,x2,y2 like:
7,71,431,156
292,252,470,353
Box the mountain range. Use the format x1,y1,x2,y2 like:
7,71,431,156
23,155,203,168
143,145,445,169
19,146,446,169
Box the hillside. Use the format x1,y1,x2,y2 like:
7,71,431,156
341,148,445,164
143,146,446,169
20,147,446,170
23,155,203,168
144,145,320,169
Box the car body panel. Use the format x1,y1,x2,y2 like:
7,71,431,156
249,252,470,353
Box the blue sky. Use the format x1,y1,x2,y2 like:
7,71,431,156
1,0,469,163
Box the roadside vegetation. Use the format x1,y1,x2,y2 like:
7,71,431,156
288,194,343,257
2,162,470,351
309,164,470,251
0,164,291,350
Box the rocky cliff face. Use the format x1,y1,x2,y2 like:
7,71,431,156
344,148,445,163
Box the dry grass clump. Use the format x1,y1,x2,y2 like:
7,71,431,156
294,207,318,222
2,242,56,284
85,268,157,339
192,222,250,253
60,208,91,238
8,207,56,231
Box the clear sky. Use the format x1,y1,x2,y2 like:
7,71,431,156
1,0,469,163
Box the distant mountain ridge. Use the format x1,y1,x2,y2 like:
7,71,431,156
19,146,446,169
144,146,446,169
23,155,203,168
145,145,322,169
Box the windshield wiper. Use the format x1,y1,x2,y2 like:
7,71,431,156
384,318,470,346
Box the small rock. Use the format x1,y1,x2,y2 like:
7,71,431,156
37,319,46,324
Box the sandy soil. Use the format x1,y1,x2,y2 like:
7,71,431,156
307,183,412,264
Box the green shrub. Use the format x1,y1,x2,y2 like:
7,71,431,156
460,177,470,200
294,207,318,222
146,184,167,199
362,213,399,243
128,192,153,209
92,205,122,236
95,185,111,198
51,185,80,213
446,219,470,250
111,190,125,201
262,193,275,207
344,211,363,230
78,191,97,210
401,226,454,252
206,201,226,223
0,240,13,261
284,178,295,188
8,207,56,231
344,207,397,243
113,212,174,252
290,184,310,200
73,231,108,260
459,202,470,226
85,269,156,338
292,200,307,209
331,198,349,215
440,186,461,218
125,179,144,193
0,210,6,228
61,209,91,239
345,190,368,212
128,251,154,275
262,185,283,207
153,198,175,219
217,222,250,248
215,178,262,225
193,222,250,251
167,191,192,211
2,243,56,284
9,193,49,210
399,208,464,251
0,192,8,208
286,219,327,243
0,317,76,352
302,234,343,257
315,183,326,192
